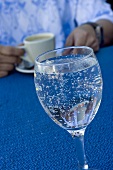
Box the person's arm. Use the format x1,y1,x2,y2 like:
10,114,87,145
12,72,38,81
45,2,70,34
65,0,113,52
65,23,100,52
65,19,113,52
96,19,113,46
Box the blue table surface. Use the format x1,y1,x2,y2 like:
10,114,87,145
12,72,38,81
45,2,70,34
0,46,113,170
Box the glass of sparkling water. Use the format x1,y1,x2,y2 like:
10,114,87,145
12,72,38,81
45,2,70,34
34,46,103,170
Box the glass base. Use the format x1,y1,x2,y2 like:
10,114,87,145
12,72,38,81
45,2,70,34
88,169,100,170
78,168,100,170
78,164,100,170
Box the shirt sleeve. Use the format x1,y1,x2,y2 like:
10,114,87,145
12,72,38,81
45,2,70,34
76,0,113,26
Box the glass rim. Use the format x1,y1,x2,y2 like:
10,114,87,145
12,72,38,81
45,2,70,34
35,46,94,66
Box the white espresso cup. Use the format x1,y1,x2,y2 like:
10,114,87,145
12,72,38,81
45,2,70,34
19,33,55,63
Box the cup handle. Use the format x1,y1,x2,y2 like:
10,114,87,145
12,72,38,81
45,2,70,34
17,45,25,49
16,45,32,63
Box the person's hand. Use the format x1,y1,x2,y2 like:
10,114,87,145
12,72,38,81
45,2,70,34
65,24,99,52
0,45,24,77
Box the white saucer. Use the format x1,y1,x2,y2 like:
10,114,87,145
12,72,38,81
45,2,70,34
15,60,34,74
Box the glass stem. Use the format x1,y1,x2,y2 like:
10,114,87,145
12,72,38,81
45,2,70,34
73,130,89,170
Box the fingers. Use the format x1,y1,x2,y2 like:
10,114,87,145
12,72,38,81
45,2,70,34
74,34,87,47
65,25,100,52
0,63,14,78
0,45,24,56
73,37,99,52
0,71,9,78
65,33,74,47
0,54,17,64
90,42,99,52
87,39,99,52
0,45,24,77
0,54,22,78
0,63,14,71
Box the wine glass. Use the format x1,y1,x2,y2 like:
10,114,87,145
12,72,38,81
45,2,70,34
34,46,103,170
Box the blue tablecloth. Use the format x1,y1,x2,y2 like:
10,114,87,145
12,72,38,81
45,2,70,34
0,46,113,170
